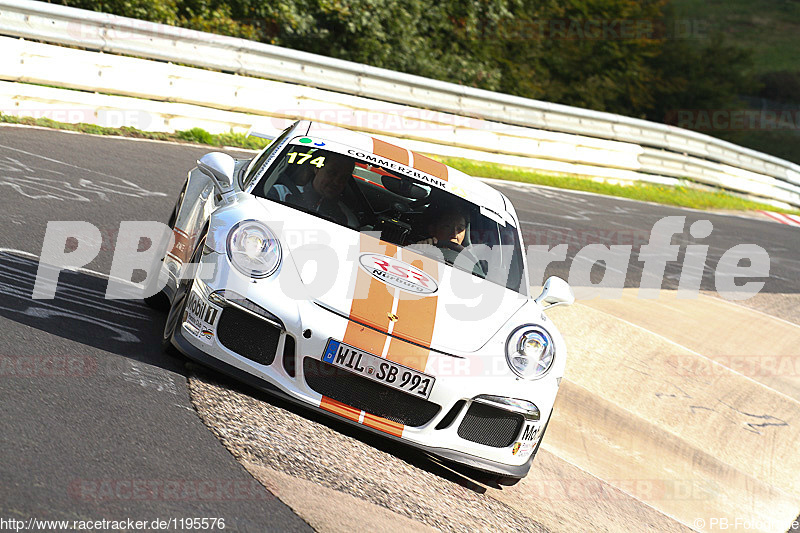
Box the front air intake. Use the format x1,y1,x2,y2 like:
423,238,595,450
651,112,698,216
457,401,524,448
282,334,296,377
216,307,280,365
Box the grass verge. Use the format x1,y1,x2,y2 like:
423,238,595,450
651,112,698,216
1,113,797,214
438,156,800,215
0,115,271,151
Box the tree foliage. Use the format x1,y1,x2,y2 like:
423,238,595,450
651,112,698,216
53,0,179,23
44,0,757,132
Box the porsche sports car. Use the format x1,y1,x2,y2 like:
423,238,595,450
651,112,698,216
152,120,574,482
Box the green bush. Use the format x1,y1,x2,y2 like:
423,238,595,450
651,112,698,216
177,127,214,144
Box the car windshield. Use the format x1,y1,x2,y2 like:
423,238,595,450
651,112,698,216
251,139,526,294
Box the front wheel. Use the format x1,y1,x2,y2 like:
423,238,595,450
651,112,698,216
144,291,170,312
161,275,191,358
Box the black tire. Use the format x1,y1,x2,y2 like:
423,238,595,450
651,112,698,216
161,277,190,358
144,291,170,312
161,233,205,357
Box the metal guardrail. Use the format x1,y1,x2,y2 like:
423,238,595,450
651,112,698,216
1,0,799,207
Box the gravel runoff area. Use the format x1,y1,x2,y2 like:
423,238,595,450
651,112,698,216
187,368,549,533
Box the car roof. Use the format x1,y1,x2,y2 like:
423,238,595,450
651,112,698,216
289,121,515,224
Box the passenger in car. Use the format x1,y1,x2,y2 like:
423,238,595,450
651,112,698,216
410,206,488,276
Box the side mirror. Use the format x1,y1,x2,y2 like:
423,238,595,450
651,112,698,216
197,152,235,193
535,276,574,309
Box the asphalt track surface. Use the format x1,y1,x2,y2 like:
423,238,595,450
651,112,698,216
0,127,311,532
0,126,797,530
493,179,800,296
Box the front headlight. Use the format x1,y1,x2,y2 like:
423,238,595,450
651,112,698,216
505,326,555,380
226,220,281,278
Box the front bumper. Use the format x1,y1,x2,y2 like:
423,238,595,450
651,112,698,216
171,252,555,477
174,330,535,478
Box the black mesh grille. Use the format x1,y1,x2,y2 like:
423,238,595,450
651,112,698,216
282,335,296,377
216,308,280,365
303,358,440,427
457,402,524,448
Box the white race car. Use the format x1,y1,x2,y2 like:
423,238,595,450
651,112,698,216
153,120,574,482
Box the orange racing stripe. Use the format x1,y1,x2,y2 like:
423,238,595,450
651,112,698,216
385,341,431,373
319,397,405,437
385,250,440,372
342,234,397,353
372,138,409,166
411,152,448,182
343,236,441,372
319,396,361,422
342,322,386,359
363,413,404,437
324,235,433,440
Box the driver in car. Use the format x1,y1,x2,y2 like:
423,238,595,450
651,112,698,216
272,151,359,227
415,207,468,248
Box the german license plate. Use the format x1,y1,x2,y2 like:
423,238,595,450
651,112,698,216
322,339,435,399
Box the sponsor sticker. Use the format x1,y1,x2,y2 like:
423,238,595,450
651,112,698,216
183,290,221,345
358,253,438,295
512,440,536,456
512,423,541,456
297,137,326,147
518,441,535,456
167,228,192,264
521,424,540,442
